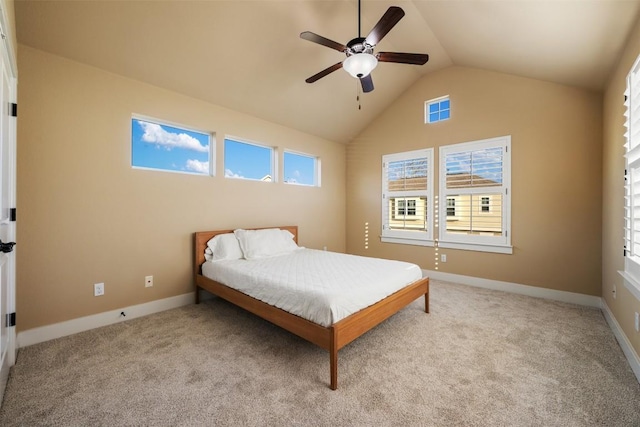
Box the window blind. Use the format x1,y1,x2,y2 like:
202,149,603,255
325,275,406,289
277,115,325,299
439,136,511,252
621,55,640,300
381,149,433,245
624,56,640,259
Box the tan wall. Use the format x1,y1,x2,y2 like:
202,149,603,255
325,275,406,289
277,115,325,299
16,45,346,332
347,66,602,295
603,16,640,358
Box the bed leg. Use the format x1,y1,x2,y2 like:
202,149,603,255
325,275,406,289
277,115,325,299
330,328,338,390
195,286,200,304
424,292,429,313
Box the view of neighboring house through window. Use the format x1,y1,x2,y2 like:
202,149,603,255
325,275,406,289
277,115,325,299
446,198,456,217
381,148,434,246
131,116,212,175
425,96,450,123
284,151,320,186
439,136,511,253
397,199,417,217
481,196,491,212
224,138,274,181
622,53,640,300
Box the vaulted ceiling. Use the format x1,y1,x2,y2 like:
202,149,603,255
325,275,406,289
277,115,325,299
15,0,640,144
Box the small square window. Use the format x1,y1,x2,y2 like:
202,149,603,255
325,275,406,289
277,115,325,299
425,96,451,124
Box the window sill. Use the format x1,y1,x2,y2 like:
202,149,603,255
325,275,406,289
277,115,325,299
437,240,513,254
381,236,434,247
618,270,640,301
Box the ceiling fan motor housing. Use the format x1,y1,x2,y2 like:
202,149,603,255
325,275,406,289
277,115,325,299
346,37,374,56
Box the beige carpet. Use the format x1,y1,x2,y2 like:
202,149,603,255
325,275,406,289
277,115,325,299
1,281,639,426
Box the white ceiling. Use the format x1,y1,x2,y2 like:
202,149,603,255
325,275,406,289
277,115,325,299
15,0,640,144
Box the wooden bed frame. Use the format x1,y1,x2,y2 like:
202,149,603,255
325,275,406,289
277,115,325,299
194,226,429,390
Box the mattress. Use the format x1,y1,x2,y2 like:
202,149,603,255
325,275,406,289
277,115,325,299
201,248,423,327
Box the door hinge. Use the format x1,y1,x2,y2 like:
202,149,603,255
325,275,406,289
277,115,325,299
6,312,15,327
10,207,15,222
9,103,16,118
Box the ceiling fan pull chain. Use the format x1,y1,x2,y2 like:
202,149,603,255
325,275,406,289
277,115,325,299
357,80,362,110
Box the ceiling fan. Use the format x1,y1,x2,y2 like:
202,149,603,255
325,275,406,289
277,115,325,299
300,0,429,93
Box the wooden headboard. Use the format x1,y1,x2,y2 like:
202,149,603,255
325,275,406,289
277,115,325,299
194,226,298,274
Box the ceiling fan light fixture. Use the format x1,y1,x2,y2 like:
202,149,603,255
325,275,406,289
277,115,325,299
343,53,378,79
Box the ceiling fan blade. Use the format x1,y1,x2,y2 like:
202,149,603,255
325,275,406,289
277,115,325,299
300,31,347,52
359,74,374,93
305,62,344,84
377,52,429,65
365,6,405,46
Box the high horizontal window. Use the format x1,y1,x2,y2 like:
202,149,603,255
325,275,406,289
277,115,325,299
224,138,274,182
381,149,434,246
439,136,511,254
284,151,320,186
131,116,213,175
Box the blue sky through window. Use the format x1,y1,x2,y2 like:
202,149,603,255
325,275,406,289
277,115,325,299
284,152,317,186
131,118,211,175
426,97,450,123
224,138,273,180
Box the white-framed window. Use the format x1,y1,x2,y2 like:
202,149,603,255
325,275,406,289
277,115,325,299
620,54,640,301
396,198,418,218
224,137,275,182
481,196,490,212
381,148,434,246
446,197,456,217
131,116,213,175
439,136,511,254
284,150,320,186
425,96,450,124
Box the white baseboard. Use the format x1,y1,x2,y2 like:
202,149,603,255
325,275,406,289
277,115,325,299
424,270,602,308
601,299,640,383
17,292,196,348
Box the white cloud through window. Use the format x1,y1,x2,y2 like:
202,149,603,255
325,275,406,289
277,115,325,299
186,159,209,173
138,121,209,152
225,168,244,178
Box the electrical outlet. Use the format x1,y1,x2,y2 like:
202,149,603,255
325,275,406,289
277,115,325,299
94,282,104,297
441,254,447,262
635,312,639,332
145,275,153,287
613,284,617,299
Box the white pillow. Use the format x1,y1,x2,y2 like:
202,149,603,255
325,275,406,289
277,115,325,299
205,233,244,262
234,228,299,260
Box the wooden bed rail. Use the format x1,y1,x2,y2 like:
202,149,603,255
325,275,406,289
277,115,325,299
194,226,429,389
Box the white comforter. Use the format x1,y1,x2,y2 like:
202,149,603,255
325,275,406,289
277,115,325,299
201,248,423,327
